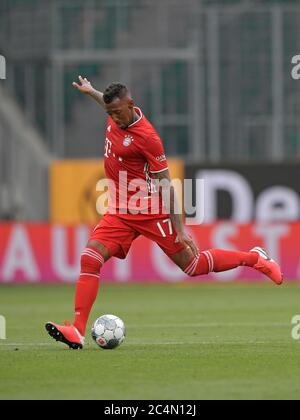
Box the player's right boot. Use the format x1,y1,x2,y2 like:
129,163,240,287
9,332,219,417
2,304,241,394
250,247,283,286
45,321,85,350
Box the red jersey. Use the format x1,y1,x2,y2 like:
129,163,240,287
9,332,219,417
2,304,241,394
103,107,168,217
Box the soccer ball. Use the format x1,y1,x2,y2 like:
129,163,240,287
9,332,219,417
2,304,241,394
91,315,126,349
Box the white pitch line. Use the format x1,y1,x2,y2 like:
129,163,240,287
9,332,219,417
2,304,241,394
129,322,289,328
0,343,53,347
125,341,275,346
0,323,289,349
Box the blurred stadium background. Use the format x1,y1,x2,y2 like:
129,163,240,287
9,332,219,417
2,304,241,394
1,0,300,284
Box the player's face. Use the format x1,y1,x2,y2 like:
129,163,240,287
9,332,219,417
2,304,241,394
105,97,135,129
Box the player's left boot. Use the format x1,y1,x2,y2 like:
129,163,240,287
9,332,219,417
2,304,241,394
45,321,85,350
250,247,283,285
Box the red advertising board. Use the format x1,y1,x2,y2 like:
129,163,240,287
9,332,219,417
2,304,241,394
0,222,298,283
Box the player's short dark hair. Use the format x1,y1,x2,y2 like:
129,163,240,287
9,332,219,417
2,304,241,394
103,83,129,104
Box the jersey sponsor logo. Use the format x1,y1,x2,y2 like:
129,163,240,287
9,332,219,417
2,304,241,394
123,135,134,147
107,125,111,132
156,154,167,162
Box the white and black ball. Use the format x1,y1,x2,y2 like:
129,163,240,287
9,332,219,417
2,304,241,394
91,315,126,349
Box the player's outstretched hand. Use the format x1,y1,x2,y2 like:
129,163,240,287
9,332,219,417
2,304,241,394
177,231,199,257
72,75,94,94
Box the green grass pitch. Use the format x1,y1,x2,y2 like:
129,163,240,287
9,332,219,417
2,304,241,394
0,282,300,400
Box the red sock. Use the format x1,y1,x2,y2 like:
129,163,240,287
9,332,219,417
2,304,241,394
185,249,259,276
73,248,104,336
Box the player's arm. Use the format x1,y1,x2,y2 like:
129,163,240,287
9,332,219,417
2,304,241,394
72,76,106,109
154,169,198,257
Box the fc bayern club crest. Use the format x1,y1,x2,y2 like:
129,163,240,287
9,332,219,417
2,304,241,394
123,135,134,147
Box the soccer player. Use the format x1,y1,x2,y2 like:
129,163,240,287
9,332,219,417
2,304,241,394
46,76,283,349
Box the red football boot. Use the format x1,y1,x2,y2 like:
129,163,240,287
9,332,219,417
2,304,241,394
251,247,283,285
45,321,85,350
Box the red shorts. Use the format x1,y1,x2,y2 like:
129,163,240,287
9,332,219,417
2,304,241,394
90,213,185,259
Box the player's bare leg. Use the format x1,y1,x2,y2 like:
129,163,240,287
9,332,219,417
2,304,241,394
46,240,111,349
170,246,283,285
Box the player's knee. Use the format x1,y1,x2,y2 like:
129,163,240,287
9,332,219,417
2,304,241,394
80,248,105,275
